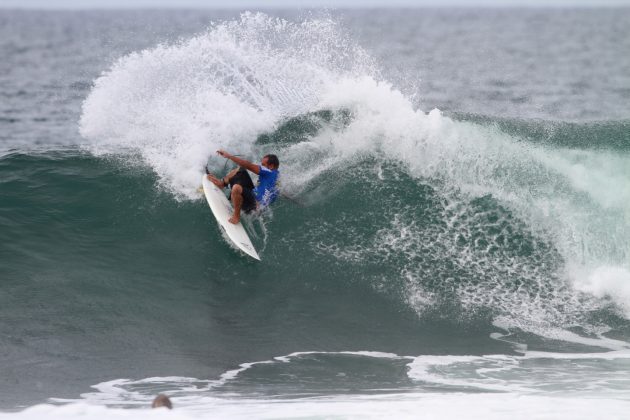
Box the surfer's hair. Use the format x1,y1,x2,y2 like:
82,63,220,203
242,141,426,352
151,394,172,410
264,154,279,169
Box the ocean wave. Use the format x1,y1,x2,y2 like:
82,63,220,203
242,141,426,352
4,11,629,354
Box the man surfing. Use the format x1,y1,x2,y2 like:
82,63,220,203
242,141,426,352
206,150,280,224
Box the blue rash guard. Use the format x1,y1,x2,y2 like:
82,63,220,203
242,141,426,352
254,166,279,207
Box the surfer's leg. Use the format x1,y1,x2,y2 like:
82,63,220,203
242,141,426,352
207,167,242,189
223,167,240,183
229,184,243,224
227,167,255,190
206,174,227,188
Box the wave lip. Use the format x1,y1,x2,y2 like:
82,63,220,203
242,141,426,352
79,12,375,199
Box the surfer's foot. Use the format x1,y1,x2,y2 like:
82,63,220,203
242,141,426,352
207,174,227,188
228,214,240,224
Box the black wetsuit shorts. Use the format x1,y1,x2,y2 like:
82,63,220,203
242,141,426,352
228,167,257,213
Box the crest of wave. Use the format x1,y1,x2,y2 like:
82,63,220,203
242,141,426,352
79,12,376,198
291,76,630,330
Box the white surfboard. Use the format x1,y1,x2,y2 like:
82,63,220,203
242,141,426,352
201,175,260,261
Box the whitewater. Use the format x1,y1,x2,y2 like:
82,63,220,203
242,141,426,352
1,8,630,419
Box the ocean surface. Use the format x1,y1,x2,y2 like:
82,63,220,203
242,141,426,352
1,7,630,419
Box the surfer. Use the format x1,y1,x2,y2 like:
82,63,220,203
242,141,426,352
151,394,172,410
206,150,280,224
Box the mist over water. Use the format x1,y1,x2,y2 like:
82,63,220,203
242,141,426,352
1,8,630,419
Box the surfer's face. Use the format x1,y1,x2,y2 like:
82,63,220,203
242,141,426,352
261,154,279,170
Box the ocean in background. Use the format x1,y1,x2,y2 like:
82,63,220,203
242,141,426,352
1,7,630,419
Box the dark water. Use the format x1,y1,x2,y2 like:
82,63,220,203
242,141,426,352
1,8,630,417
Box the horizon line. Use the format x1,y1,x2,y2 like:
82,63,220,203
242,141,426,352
2,4,629,10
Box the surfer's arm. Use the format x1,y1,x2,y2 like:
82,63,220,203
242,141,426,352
217,150,260,174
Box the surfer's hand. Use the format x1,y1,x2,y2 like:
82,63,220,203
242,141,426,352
217,149,228,158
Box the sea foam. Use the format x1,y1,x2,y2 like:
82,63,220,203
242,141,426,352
31,350,630,419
